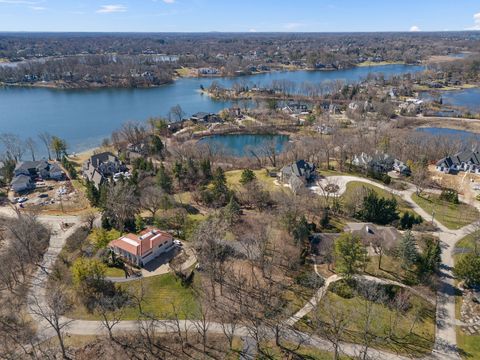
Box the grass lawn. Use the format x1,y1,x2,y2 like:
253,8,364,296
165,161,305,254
298,285,435,357
412,193,479,230
455,231,480,251
225,169,277,190
343,181,412,214
364,255,411,283
105,266,125,277
356,61,404,67
67,273,199,320
457,328,480,359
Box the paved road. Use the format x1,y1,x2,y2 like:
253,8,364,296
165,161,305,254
17,174,480,359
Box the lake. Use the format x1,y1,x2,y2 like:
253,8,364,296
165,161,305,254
0,64,423,153
197,134,289,157
420,88,480,113
416,127,480,141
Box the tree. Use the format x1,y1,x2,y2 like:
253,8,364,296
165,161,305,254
398,230,419,269
0,133,24,162
355,189,398,225
419,236,442,276
156,164,173,194
38,132,52,160
140,184,171,217
29,285,73,359
240,168,256,185
71,257,107,288
104,182,139,232
50,136,68,160
454,253,480,287
25,137,37,161
334,233,367,276
222,196,241,225
169,104,185,122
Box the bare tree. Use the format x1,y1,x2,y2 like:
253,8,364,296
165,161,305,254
29,286,73,359
0,133,24,162
140,185,171,218
25,137,37,161
169,104,185,123
95,293,128,341
104,182,139,232
38,132,52,160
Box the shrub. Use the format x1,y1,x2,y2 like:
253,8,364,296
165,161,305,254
330,279,355,299
439,188,459,204
295,272,325,289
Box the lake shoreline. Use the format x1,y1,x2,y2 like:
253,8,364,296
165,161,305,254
1,62,422,90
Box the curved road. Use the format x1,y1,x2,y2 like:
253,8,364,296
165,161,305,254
19,174,480,359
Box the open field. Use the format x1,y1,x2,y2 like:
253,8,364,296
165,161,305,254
412,193,479,230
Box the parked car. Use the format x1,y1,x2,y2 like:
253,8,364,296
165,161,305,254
174,239,183,247
17,197,28,203
38,193,49,198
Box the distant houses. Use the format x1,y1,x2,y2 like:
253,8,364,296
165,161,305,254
279,160,316,194
82,152,127,189
109,227,174,267
353,152,410,176
436,150,480,174
11,160,65,193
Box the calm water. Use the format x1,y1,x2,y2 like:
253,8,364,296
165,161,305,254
416,127,480,141
420,88,480,113
0,64,423,152
197,134,289,157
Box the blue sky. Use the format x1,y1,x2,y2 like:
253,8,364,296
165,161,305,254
1,0,480,32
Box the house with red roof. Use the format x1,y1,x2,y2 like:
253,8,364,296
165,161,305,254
109,228,174,267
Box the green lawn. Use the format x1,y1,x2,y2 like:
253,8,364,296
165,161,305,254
225,168,277,189
104,266,125,277
412,193,479,230
67,273,199,320
343,181,412,214
259,342,353,359
298,284,435,357
457,328,480,359
364,255,410,283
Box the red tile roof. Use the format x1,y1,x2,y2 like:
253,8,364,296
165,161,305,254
109,228,173,257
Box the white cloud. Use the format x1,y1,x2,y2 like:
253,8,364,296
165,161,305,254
29,5,45,10
409,25,421,32
466,12,480,30
284,22,303,30
163,0,175,3
248,28,257,32
0,0,38,4
96,4,127,13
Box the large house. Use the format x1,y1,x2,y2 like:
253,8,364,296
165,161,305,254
11,160,65,193
83,152,126,189
436,150,480,174
346,222,401,251
109,228,174,267
279,160,316,194
352,152,399,174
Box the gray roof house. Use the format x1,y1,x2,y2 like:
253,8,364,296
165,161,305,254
11,174,35,193
436,150,480,174
346,222,401,251
279,160,316,194
10,160,65,194
83,152,126,189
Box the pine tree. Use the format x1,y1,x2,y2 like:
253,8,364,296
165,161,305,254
398,230,419,269
240,168,256,185
156,164,173,194
222,196,241,225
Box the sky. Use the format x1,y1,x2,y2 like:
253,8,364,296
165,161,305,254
1,0,480,33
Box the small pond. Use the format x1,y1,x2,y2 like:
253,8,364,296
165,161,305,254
197,133,290,157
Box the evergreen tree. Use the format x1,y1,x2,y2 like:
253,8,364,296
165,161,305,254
420,236,442,275
334,233,367,276
292,215,310,245
200,159,213,182
355,189,398,225
398,230,419,269
156,163,173,194
222,196,242,225
240,168,256,185
85,179,100,207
